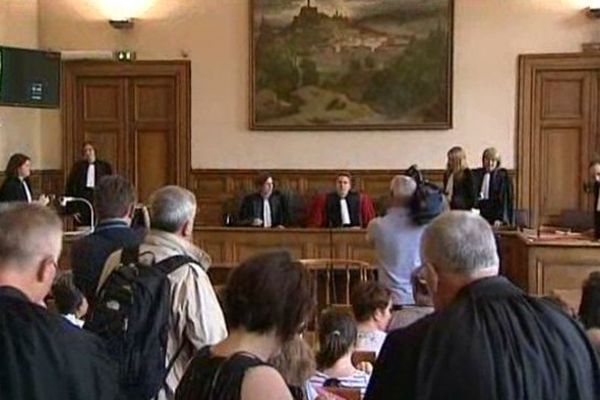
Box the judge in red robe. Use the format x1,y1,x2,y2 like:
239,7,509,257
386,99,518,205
306,172,376,228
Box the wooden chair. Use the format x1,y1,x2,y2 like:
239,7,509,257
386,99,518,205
299,258,373,328
351,350,376,367
321,387,361,400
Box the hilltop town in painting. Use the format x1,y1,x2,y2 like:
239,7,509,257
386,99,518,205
251,0,453,130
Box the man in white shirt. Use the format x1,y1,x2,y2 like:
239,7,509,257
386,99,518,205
238,172,289,228
65,142,113,226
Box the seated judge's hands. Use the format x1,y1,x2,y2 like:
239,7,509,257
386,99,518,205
251,218,263,227
36,194,50,206
493,220,503,228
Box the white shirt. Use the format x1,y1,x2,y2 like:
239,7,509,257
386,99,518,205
63,313,85,328
263,198,272,228
479,172,491,200
445,173,455,202
86,163,95,188
356,329,387,357
20,178,32,202
340,198,351,225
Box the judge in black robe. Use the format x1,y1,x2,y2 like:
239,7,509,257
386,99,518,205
473,148,514,225
238,173,289,227
365,212,600,400
65,142,112,225
590,161,600,239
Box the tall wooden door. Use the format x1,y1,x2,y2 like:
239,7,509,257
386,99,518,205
518,54,600,227
63,61,190,202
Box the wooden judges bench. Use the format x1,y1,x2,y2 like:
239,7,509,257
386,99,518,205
61,228,600,301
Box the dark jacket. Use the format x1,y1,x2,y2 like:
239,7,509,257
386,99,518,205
0,176,33,203
0,286,120,400
65,160,113,225
594,182,600,239
325,191,362,227
472,167,514,225
443,169,476,210
365,276,600,400
238,191,289,227
71,219,142,307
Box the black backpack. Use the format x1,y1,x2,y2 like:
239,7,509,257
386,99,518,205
85,246,193,400
410,182,446,225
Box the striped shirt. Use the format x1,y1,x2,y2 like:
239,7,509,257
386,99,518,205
310,370,370,397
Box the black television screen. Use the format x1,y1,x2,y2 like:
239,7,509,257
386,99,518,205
0,46,60,108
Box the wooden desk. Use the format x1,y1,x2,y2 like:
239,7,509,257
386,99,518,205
60,228,600,298
499,231,600,296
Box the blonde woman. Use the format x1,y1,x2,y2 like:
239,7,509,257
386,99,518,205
443,146,475,210
473,147,513,226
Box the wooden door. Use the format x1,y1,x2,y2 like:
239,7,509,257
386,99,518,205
63,61,190,202
518,54,600,227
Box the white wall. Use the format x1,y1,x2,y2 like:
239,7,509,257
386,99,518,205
23,0,600,169
0,0,45,170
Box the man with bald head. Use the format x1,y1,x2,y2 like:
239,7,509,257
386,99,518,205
365,211,600,400
0,203,119,400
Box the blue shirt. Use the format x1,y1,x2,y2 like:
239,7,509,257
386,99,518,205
366,207,425,305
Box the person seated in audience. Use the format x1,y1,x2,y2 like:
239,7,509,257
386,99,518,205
0,203,119,400
310,309,371,398
51,271,88,328
366,175,425,307
579,271,600,329
387,266,435,331
350,281,392,357
100,185,227,400
270,335,319,400
307,172,376,228
175,250,313,400
0,153,49,205
472,147,513,226
443,146,475,210
71,175,142,307
65,141,113,226
365,211,600,400
239,172,289,228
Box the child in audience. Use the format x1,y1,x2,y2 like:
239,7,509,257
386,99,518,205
350,282,392,357
310,309,370,397
51,272,88,328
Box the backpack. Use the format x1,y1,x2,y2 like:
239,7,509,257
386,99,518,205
410,182,446,225
85,246,193,400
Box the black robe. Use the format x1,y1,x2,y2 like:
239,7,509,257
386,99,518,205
325,191,361,228
443,169,476,210
65,159,112,225
238,191,289,227
472,167,514,225
0,286,120,400
365,276,600,400
0,176,33,203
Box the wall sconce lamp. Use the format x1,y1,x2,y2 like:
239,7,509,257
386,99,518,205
109,18,135,29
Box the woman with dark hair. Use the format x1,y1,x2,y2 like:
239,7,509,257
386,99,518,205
472,147,513,226
579,271,600,329
0,153,48,204
176,250,313,400
309,309,370,397
443,146,475,210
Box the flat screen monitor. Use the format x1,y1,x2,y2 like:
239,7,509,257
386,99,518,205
0,46,60,108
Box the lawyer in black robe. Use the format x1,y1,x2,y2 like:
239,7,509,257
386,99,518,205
65,145,113,225
473,167,513,225
0,175,33,203
365,276,600,400
0,286,120,400
238,190,289,227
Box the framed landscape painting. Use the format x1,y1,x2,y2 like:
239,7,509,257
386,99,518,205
250,0,454,131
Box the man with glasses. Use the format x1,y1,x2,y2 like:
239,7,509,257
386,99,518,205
0,203,119,400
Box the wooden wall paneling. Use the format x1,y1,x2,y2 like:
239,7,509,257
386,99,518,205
517,53,600,228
